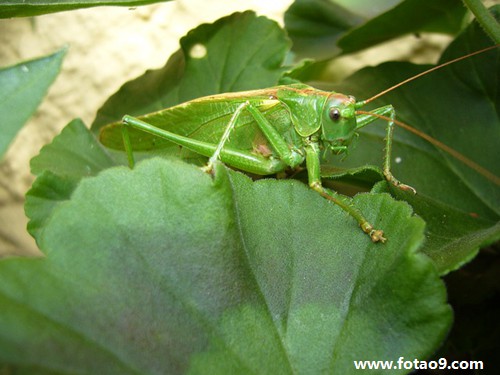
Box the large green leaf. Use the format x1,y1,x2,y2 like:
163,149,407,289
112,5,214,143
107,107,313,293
2,157,451,373
91,11,291,132
0,0,170,18
0,48,65,158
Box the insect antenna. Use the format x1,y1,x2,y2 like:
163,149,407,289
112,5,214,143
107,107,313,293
355,110,500,186
360,44,499,105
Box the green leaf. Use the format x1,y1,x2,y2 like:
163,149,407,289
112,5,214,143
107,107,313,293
386,185,500,274
329,9,500,273
0,0,170,18
2,158,451,373
337,0,467,53
91,11,291,132
24,171,81,246
0,48,66,158
30,118,116,177
26,119,116,244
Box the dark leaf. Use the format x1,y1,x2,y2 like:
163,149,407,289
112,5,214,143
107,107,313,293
284,0,363,60
338,0,467,53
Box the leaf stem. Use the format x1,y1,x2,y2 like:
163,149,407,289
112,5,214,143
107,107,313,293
462,0,500,44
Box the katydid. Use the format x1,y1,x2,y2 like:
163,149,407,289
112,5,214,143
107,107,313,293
100,44,499,243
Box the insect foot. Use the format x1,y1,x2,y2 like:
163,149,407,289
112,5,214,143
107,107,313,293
309,181,387,244
397,183,417,195
361,222,387,243
201,162,216,176
383,171,417,195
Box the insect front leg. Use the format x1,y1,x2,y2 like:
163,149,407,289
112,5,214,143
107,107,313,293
305,139,386,243
356,105,416,194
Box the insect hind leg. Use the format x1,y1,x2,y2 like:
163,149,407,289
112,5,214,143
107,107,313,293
121,114,287,176
202,101,249,175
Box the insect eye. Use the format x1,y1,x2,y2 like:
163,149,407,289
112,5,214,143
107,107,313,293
329,108,341,121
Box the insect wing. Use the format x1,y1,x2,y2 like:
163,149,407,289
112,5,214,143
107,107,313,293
99,90,295,163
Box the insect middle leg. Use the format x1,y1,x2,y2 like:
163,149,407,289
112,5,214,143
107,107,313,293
305,140,386,243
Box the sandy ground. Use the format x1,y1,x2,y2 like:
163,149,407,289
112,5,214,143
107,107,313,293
0,0,450,258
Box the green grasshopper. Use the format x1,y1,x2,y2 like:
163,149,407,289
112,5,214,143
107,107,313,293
99,45,499,243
